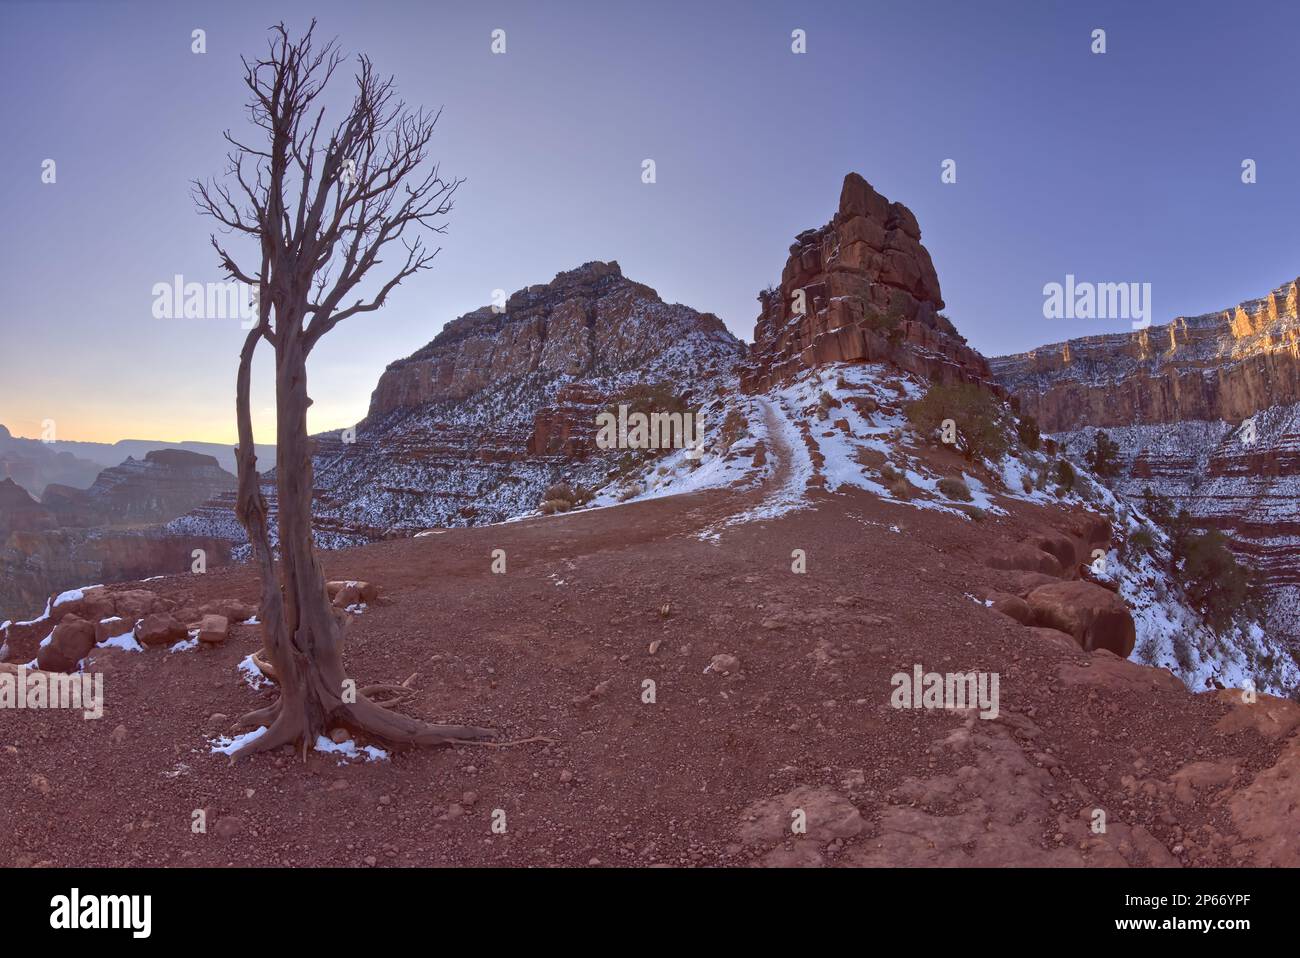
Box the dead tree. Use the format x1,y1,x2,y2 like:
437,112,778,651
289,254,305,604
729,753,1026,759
194,21,494,758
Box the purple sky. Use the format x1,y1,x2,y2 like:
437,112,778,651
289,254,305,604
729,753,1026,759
3,0,1298,444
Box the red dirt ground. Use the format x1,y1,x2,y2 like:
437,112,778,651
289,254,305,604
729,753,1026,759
2,423,1298,868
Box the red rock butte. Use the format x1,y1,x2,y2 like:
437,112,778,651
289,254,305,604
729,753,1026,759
742,172,1000,396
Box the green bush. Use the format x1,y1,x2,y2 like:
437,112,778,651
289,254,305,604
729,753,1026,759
1085,431,1122,479
1123,526,1155,558
1053,459,1075,492
904,383,1010,463
1015,415,1041,452
1141,486,1174,531
1173,526,1259,630
862,300,908,340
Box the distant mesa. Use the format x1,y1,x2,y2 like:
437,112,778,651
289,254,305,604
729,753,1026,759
0,449,238,622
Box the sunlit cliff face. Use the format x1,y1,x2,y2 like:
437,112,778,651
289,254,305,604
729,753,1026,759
1226,280,1300,352
987,277,1300,432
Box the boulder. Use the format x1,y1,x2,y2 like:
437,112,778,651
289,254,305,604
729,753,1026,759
327,580,378,606
988,592,1033,626
136,612,187,647
36,615,96,672
1026,626,1082,653
197,614,229,645
198,599,257,623
988,544,1063,578
1029,530,1077,571
1025,581,1136,656
709,653,742,675
51,586,115,622
110,589,169,621
1006,571,1062,596
94,616,135,644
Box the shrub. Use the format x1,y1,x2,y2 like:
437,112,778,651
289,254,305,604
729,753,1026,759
905,382,1010,463
937,476,973,501
879,462,901,482
960,505,987,522
1141,486,1174,531
889,477,911,500
1085,431,1122,479
543,482,575,504
1053,458,1075,492
1015,415,1041,452
1124,527,1156,557
862,299,908,340
1173,526,1259,629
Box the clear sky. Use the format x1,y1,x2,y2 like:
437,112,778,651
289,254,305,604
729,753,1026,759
3,0,1298,444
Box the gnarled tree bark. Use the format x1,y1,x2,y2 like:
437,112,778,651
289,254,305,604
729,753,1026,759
196,21,494,759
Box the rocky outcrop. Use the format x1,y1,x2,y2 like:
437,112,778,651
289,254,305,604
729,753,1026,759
35,615,97,672
0,479,57,537
991,280,1300,649
368,261,739,416
182,261,746,543
74,449,236,525
1024,580,1137,657
742,173,1000,395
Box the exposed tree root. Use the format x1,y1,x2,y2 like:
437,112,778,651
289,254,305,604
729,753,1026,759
227,708,305,761
228,674,499,759
236,701,281,730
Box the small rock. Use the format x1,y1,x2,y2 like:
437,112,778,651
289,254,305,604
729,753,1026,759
197,613,229,645
709,653,741,675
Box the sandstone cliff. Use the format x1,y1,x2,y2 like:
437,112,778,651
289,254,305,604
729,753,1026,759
990,279,1300,431
266,261,745,539
742,173,999,395
991,280,1300,650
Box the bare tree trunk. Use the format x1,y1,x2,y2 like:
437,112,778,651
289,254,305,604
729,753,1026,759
227,323,493,759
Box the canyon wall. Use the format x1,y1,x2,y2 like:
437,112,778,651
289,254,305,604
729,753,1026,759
991,280,1300,648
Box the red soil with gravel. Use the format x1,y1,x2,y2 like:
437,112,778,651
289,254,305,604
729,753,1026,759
2,424,1297,869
